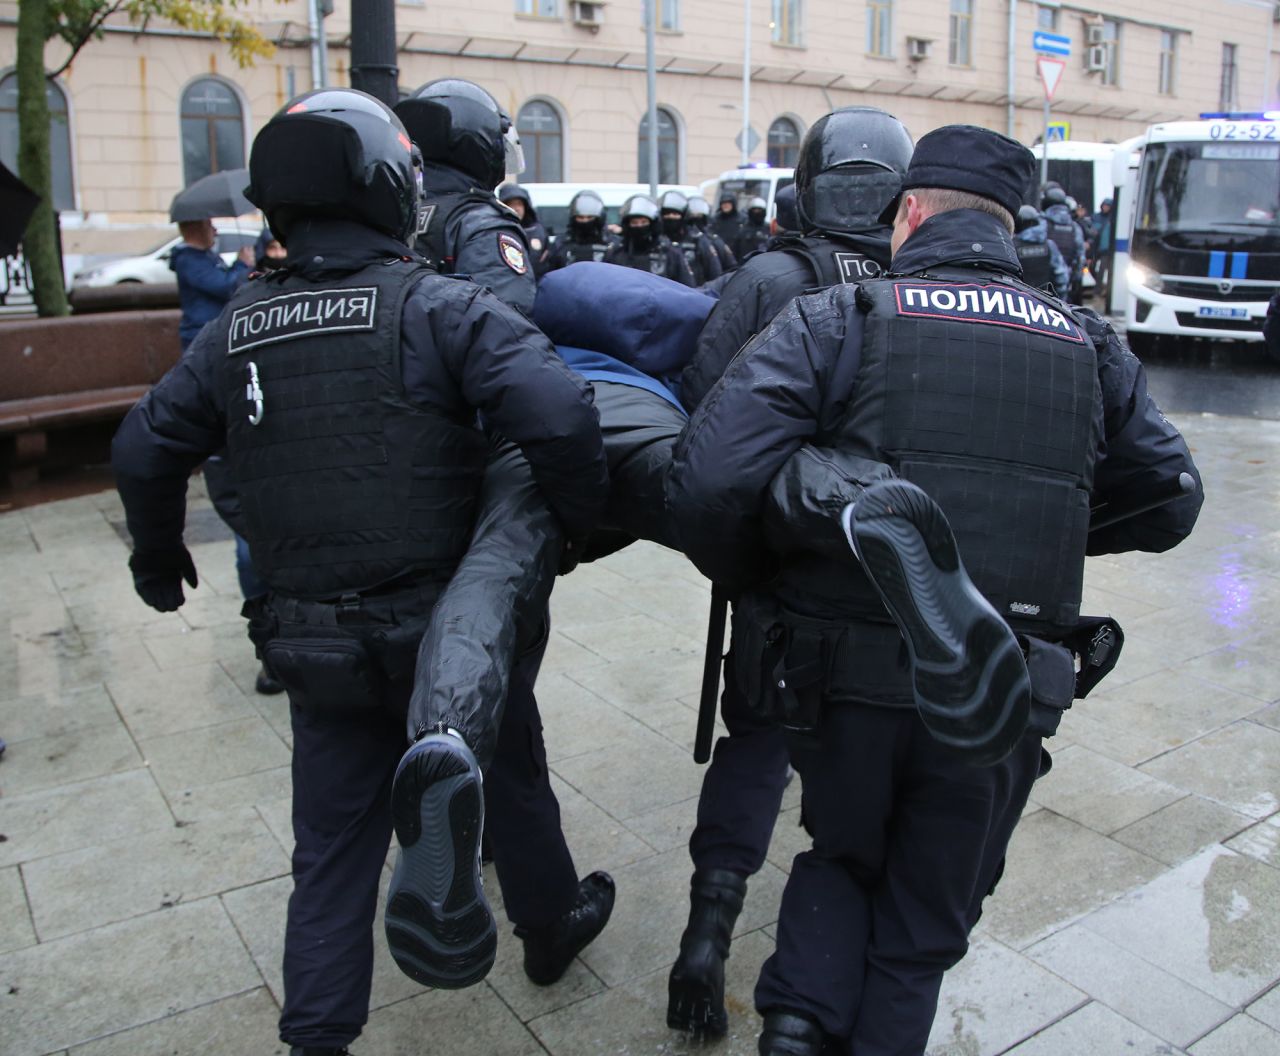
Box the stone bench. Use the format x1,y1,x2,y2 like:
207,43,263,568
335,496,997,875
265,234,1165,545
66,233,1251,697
0,309,180,489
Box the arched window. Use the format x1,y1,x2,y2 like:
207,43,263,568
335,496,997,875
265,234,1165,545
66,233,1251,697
181,78,244,186
637,107,679,184
767,117,801,168
517,100,563,183
0,72,74,211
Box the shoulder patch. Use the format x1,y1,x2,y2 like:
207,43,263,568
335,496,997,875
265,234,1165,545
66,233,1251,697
416,204,435,236
498,232,528,275
892,281,1085,343
227,287,379,355
834,252,882,283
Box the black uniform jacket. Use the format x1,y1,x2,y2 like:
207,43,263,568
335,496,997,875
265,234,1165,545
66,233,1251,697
668,209,1205,590
112,219,608,562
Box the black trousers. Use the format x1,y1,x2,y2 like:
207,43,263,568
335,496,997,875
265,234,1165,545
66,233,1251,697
753,702,1043,1056
687,642,792,877
278,642,578,1048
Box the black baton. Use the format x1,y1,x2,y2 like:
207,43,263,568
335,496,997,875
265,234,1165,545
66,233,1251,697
1089,472,1196,532
694,584,729,764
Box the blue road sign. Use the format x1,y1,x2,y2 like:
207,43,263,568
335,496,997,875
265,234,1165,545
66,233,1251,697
1046,122,1070,142
1033,31,1071,57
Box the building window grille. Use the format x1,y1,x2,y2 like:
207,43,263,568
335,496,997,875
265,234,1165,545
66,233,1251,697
1100,19,1121,87
0,72,74,211
638,107,679,184
1221,42,1240,111
517,100,563,183
771,0,803,46
949,0,973,66
767,117,801,168
867,0,892,56
1159,31,1177,96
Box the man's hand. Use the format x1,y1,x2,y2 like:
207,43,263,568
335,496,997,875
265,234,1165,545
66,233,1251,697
128,547,199,612
237,245,255,267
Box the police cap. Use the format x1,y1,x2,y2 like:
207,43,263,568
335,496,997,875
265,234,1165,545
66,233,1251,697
903,125,1034,221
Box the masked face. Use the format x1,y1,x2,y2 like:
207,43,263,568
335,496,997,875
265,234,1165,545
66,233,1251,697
661,211,684,240
624,217,655,251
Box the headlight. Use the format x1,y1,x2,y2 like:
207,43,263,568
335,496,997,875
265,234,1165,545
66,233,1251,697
1127,263,1163,294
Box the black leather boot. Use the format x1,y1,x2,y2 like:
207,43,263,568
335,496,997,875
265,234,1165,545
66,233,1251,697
516,871,616,985
666,868,748,1038
758,1010,826,1055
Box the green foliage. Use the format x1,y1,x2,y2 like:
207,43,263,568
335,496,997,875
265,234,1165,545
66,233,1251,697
47,2,274,74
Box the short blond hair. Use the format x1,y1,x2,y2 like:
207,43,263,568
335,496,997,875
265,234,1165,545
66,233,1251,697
898,187,1015,234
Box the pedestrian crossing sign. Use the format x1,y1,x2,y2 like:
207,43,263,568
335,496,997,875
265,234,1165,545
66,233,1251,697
1046,122,1070,142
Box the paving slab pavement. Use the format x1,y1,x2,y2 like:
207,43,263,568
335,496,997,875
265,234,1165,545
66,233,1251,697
2,412,1279,1055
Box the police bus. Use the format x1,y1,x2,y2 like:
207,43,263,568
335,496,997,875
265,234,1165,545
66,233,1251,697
1113,113,1280,356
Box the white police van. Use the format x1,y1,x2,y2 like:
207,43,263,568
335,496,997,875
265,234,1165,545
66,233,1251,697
1111,112,1280,355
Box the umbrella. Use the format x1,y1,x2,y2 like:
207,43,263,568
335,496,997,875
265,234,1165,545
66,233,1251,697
169,168,254,222
0,160,41,258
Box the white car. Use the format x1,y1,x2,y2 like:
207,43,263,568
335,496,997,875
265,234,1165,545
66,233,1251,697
72,228,262,286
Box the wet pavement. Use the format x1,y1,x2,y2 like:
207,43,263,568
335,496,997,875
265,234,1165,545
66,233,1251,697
1,409,1280,1055
1142,340,1280,421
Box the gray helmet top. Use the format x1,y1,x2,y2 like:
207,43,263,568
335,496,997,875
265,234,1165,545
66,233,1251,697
794,106,913,235
660,189,690,215
569,189,606,220
246,87,419,245
1041,186,1068,209
394,78,517,189
620,194,661,223
1015,204,1042,232
686,195,712,220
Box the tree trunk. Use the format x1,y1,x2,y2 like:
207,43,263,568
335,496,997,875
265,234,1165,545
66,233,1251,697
17,0,69,317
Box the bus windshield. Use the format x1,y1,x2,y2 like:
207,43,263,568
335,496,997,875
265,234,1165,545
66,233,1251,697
1137,141,1280,233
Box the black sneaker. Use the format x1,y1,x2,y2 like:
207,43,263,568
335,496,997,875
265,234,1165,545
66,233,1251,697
516,871,616,986
842,480,1031,766
384,731,496,989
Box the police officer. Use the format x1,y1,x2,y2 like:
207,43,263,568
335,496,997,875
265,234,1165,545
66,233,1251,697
498,183,551,277
394,79,537,314
110,89,614,1056
683,106,911,410
665,106,913,1043
660,189,723,286
1014,203,1070,295
733,196,770,261
710,190,743,247
1041,185,1086,304
667,124,1202,1055
545,189,619,269
686,194,738,272
604,194,696,285
771,183,798,238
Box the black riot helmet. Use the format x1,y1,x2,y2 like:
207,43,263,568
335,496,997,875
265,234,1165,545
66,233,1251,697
794,106,913,235
659,190,689,240
568,189,606,242
685,195,713,228
395,78,523,190
245,88,419,246
1041,186,1068,210
620,194,660,251
1015,204,1042,233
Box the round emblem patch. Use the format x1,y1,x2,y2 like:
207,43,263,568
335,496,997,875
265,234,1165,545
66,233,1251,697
498,233,528,275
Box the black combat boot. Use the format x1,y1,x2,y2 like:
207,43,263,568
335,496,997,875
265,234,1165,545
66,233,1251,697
758,1010,826,1055
666,868,748,1038
516,871,616,985
289,1047,349,1056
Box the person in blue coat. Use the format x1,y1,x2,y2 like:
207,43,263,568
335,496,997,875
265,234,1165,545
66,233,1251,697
170,219,254,350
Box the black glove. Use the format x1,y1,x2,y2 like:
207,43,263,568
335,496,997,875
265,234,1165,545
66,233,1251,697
129,547,198,612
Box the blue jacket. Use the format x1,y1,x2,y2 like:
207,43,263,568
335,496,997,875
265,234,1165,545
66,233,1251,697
533,262,713,403
1016,218,1071,294
170,244,250,348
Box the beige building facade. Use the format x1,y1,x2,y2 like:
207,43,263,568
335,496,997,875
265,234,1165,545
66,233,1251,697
1,0,1277,243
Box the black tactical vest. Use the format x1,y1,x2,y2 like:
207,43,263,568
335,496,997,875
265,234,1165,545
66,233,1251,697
560,238,611,265
1016,240,1056,292
216,259,488,599
829,269,1102,635
412,189,500,273
604,241,674,278
1047,218,1080,268
679,237,713,285
777,233,885,289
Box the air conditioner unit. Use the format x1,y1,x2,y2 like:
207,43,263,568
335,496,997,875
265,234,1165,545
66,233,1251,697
1084,43,1108,72
906,37,933,61
1085,22,1106,45
571,0,604,28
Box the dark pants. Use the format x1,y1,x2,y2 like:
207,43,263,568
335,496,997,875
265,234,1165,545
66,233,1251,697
278,638,578,1048
754,703,1044,1055
687,643,792,877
